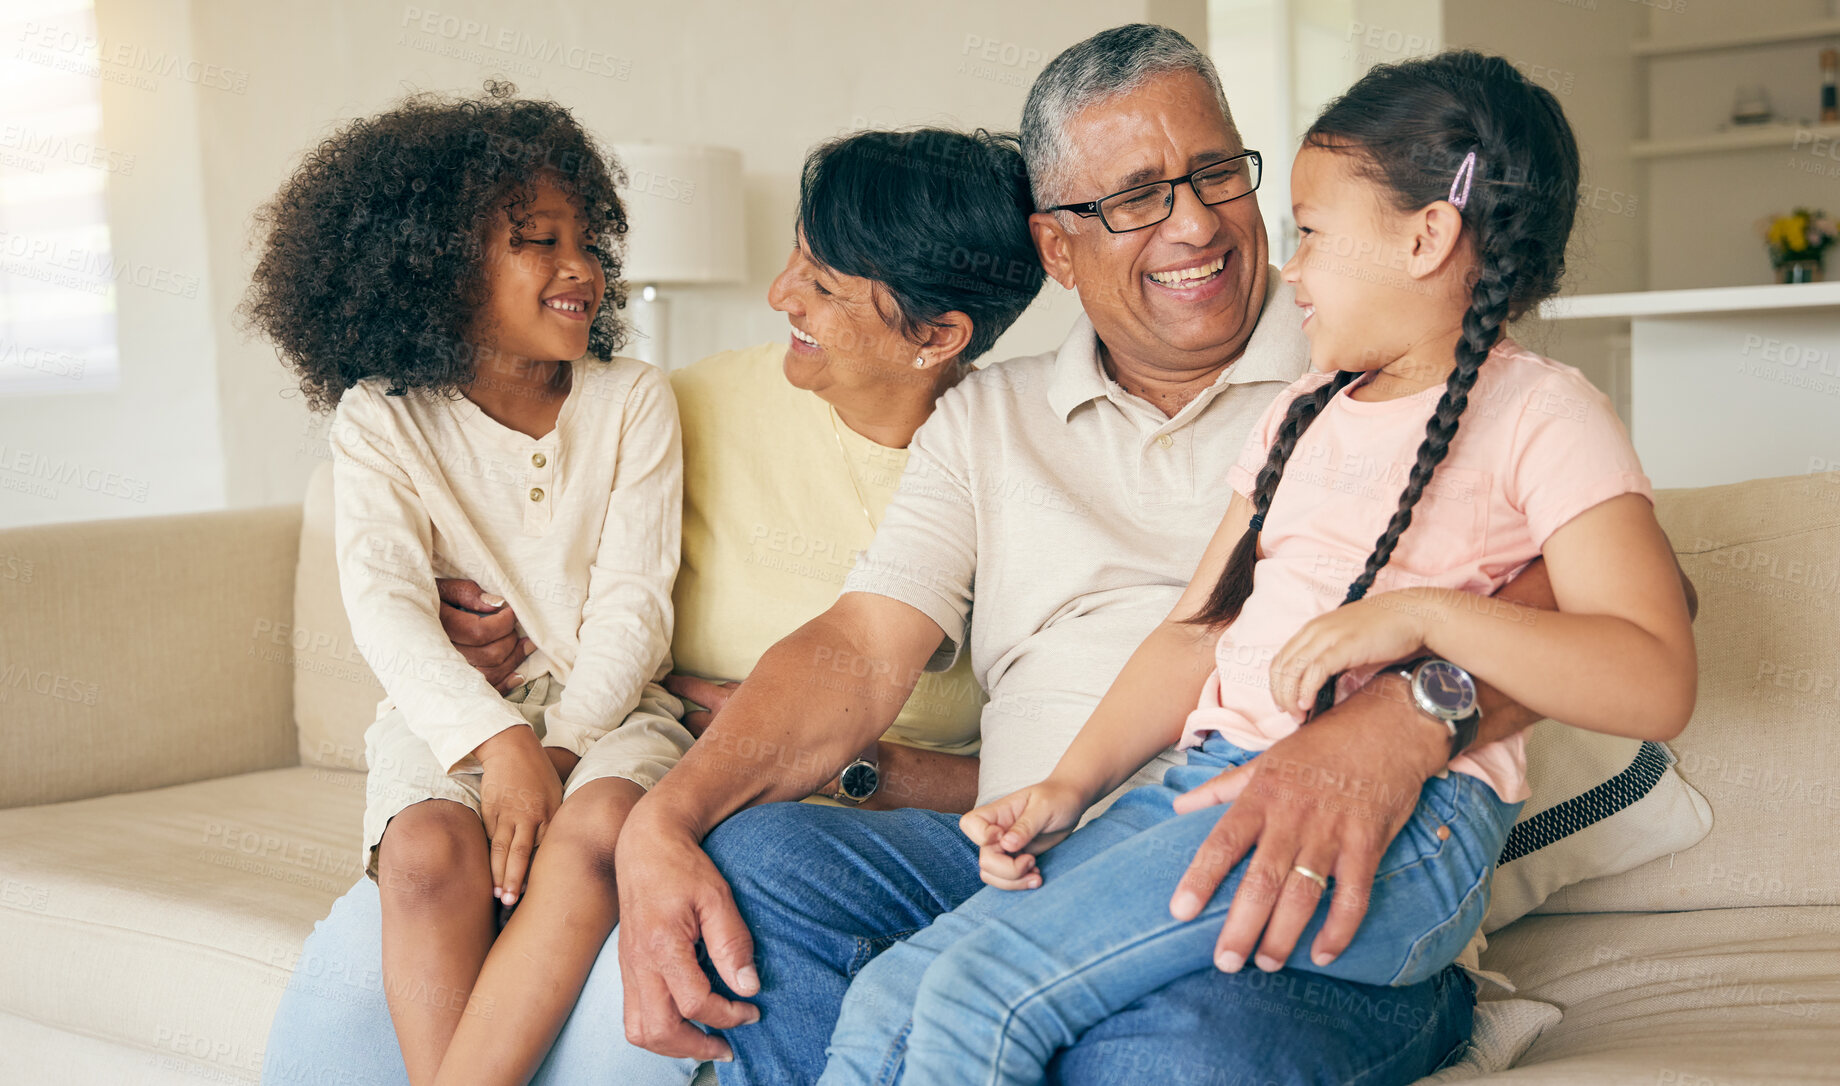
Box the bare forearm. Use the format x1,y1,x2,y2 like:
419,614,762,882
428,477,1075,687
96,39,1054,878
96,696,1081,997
1459,559,1555,747
1334,559,1552,762
639,614,918,838
1408,587,1695,740
1436,553,1698,746
1053,619,1217,802
861,744,980,814
1468,677,1543,747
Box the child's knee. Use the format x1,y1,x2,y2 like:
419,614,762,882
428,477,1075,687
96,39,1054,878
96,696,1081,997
376,799,487,902
538,802,622,886
849,938,934,1011
916,935,1001,1008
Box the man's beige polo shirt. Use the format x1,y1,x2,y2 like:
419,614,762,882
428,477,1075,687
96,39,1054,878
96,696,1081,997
844,271,1312,807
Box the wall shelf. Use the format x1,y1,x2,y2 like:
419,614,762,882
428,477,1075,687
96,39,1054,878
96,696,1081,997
1631,123,1840,159
1541,281,1840,321
1632,18,1840,59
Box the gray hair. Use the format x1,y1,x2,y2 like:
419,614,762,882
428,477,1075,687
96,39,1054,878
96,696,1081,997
1021,24,1235,210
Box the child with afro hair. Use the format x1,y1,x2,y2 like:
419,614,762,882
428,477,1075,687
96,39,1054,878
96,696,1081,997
244,80,691,1085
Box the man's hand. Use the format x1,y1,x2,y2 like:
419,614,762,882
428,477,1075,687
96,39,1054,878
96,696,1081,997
661,674,740,739
474,726,564,908
1167,677,1444,973
437,578,534,694
615,808,762,1062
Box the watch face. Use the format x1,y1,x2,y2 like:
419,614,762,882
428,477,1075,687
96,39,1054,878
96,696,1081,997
840,761,880,801
1416,660,1478,720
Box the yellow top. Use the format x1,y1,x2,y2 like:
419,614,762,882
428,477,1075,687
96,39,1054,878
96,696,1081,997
669,343,984,769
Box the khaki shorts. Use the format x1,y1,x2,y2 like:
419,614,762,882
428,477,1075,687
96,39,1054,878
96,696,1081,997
360,675,673,879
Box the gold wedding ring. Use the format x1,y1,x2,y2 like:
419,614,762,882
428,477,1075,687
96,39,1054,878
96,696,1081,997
1291,864,1329,891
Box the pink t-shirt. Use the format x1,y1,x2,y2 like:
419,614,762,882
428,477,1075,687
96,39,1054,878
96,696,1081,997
1180,338,1652,803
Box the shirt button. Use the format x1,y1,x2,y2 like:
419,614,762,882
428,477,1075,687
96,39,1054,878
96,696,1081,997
531,452,547,468
529,487,545,503
1157,434,1174,449
1436,824,1452,841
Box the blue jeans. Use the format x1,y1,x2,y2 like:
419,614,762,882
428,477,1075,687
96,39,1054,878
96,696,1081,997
703,782,1485,1086
260,877,698,1085
818,736,1522,1086
257,822,1414,1086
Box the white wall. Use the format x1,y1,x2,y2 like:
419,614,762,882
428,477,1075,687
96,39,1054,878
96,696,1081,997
1208,0,1443,265
192,0,1203,513
0,0,228,529
1644,0,1840,288
2,0,1207,526
1440,0,1647,415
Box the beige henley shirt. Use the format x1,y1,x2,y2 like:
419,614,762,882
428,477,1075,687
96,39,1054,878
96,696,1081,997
330,358,687,783
843,272,1311,807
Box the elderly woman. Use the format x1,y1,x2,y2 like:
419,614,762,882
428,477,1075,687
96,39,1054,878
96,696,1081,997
261,126,1044,1084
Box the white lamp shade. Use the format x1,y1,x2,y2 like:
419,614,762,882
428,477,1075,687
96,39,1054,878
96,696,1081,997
611,143,746,285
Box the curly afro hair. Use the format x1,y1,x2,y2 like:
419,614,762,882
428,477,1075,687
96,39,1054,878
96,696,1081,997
242,80,629,413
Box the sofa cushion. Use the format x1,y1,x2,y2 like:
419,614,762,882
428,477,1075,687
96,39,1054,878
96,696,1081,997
0,1011,248,1086
293,461,387,771
0,766,365,1082
1413,998,1561,1083
1482,727,1708,932
1469,906,1840,1083
1532,471,1840,917
0,506,302,808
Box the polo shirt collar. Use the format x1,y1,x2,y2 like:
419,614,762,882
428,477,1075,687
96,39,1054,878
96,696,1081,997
1046,267,1309,421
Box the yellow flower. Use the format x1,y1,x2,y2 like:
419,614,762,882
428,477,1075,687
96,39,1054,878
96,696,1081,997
1789,214,1810,251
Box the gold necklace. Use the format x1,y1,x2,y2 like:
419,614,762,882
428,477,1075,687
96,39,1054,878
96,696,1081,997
827,404,879,533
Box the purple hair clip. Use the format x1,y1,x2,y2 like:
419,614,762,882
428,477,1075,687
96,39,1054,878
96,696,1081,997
1449,150,1477,209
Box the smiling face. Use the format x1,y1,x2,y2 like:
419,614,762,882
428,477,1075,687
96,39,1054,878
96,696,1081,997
1033,70,1270,377
1280,145,1455,376
472,174,604,369
766,231,941,398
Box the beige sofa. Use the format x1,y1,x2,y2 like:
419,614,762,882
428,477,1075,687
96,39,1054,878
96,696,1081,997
3,465,1838,1084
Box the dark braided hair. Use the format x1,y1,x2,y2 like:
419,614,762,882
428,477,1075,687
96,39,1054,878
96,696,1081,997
1186,51,1580,715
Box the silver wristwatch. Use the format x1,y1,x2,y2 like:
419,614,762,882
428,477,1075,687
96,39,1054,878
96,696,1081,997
1386,656,1483,760
829,747,881,805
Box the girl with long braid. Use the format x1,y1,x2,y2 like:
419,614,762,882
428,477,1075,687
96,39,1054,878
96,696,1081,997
818,51,1698,1086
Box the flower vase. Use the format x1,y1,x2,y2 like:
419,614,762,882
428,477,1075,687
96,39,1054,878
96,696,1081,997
1778,258,1826,284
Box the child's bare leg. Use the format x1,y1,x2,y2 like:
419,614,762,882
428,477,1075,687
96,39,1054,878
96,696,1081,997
376,798,497,1085
431,777,643,1086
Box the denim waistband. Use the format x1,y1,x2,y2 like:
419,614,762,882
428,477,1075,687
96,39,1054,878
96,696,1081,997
1190,732,1261,769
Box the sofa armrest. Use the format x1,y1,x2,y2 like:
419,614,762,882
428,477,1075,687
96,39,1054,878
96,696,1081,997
0,504,302,809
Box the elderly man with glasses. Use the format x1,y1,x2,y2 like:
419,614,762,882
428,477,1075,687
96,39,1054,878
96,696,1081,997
615,24,1559,1085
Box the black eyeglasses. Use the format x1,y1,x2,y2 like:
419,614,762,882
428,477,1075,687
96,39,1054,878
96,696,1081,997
1045,151,1262,234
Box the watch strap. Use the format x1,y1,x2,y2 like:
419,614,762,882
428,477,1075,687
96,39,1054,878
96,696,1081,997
828,742,882,805
1447,706,1482,761
1387,656,1481,762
